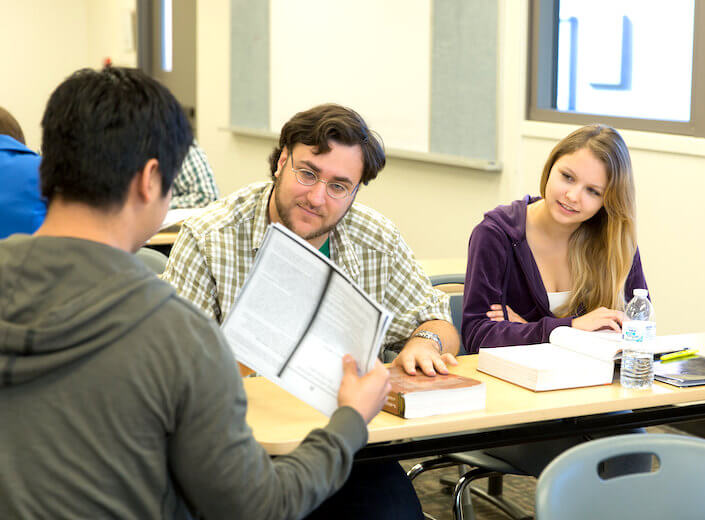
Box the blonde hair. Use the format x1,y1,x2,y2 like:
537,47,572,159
539,124,636,317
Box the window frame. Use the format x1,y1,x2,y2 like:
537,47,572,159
527,0,705,137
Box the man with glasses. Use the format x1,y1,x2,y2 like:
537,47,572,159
163,104,460,519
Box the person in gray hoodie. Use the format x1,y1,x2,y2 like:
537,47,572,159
0,67,391,520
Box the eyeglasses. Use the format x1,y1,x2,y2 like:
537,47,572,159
288,152,359,199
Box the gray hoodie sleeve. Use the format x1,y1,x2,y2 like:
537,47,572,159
168,316,368,520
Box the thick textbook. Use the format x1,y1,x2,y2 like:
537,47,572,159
382,366,485,419
221,223,391,416
477,327,685,392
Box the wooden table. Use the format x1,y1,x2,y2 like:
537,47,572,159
147,230,180,246
244,347,705,461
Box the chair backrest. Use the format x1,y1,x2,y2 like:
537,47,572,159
430,274,465,353
536,433,705,520
136,247,168,274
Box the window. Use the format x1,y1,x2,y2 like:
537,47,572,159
160,0,172,72
528,0,705,136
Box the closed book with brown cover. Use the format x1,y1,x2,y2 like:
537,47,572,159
382,366,486,419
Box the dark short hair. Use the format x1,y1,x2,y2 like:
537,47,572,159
40,67,192,206
0,106,26,144
268,104,385,185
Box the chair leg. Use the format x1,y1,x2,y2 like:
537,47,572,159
456,464,473,518
407,456,461,481
452,468,496,520
409,457,470,520
453,469,533,520
410,457,533,520
467,486,532,520
487,474,503,496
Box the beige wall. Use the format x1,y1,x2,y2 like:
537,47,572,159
86,0,137,69
0,0,136,150
0,0,90,149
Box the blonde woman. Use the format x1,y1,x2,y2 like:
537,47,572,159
461,124,649,477
462,124,645,355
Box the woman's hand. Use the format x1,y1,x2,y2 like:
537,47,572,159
572,307,624,332
486,304,527,323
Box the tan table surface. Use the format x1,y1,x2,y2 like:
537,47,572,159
147,230,180,245
244,334,705,455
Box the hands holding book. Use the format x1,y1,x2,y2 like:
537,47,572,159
338,355,392,423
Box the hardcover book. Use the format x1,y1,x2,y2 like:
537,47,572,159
477,327,687,392
382,366,485,419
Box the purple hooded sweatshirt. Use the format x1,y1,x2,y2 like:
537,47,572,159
461,196,648,354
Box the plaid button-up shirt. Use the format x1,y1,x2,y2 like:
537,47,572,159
161,181,451,351
169,141,220,209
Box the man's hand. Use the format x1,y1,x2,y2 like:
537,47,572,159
337,355,391,424
392,338,458,377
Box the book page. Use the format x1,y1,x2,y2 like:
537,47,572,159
223,228,328,376
549,327,691,360
299,274,383,372
222,223,390,416
548,327,622,361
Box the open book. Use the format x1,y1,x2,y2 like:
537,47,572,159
477,327,686,391
221,223,391,416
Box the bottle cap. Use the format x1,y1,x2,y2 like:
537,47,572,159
634,288,648,297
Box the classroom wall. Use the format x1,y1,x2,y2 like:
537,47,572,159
0,0,90,150
86,0,138,70
0,0,136,150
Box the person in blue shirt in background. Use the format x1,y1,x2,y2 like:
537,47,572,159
0,106,46,239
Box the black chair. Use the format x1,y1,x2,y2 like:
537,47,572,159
407,274,532,520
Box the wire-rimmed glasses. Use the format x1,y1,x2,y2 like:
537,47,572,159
288,152,359,199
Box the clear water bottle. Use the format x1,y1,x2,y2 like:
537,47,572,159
620,289,656,389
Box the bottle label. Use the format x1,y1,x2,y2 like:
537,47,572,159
622,320,656,342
